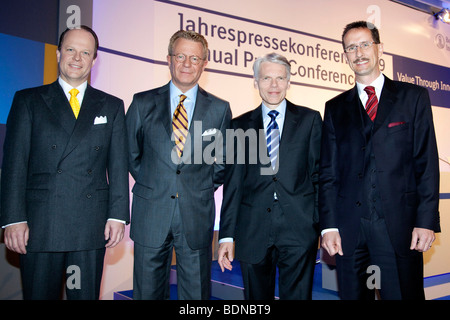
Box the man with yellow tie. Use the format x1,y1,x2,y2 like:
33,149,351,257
0,26,130,299
126,30,232,300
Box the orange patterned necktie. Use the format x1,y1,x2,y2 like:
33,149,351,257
172,94,188,157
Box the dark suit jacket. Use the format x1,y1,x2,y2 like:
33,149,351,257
0,80,130,252
319,76,440,257
126,82,232,250
219,100,322,264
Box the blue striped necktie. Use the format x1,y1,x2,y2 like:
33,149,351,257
266,110,280,169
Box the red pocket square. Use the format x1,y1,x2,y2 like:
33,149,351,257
388,121,405,128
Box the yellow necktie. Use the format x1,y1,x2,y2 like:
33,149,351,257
172,94,188,157
69,88,81,119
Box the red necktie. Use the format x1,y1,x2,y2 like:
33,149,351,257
364,86,378,121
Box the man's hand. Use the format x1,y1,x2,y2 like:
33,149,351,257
4,223,29,254
410,227,435,252
104,220,125,248
217,242,234,272
321,231,343,257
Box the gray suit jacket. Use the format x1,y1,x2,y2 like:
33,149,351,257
126,82,231,250
0,81,130,252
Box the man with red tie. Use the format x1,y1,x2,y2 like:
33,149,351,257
319,21,440,300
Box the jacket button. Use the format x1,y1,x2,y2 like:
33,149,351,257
86,194,92,199
171,195,176,199
267,208,271,212
176,170,181,174
52,145,57,149
356,201,361,207
57,169,62,174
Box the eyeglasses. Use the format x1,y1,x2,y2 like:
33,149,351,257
171,53,204,65
344,41,378,53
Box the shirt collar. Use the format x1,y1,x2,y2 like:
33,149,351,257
169,81,198,103
356,73,385,99
262,99,287,119
58,77,88,95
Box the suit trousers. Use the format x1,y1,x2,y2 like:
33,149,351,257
20,248,106,300
133,200,212,300
336,213,425,300
240,200,317,300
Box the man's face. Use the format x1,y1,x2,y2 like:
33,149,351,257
167,38,207,92
343,27,383,83
56,29,97,87
254,61,290,109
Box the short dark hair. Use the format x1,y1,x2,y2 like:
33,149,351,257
58,25,99,59
342,21,380,50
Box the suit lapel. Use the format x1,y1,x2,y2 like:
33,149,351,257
60,85,105,161
249,105,272,171
155,83,173,141
373,76,397,134
176,87,212,168
251,105,264,131
344,86,366,140
40,81,76,135
278,101,299,150
191,87,210,126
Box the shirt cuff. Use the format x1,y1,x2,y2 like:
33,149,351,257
321,228,339,237
2,221,27,229
107,218,126,224
219,237,234,244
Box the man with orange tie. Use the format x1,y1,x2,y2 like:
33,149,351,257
319,21,440,299
0,26,130,300
126,30,231,300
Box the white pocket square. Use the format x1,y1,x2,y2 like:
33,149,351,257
202,128,218,136
94,116,107,125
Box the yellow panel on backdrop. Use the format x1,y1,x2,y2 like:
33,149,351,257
43,43,58,85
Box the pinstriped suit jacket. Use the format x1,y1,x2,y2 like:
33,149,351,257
0,81,130,252
126,82,232,250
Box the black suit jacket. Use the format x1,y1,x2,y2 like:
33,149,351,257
126,82,232,250
319,76,440,257
0,81,130,252
219,100,322,264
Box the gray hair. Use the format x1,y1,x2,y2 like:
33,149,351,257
253,52,291,80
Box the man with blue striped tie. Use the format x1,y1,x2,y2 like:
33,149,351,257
218,53,322,300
